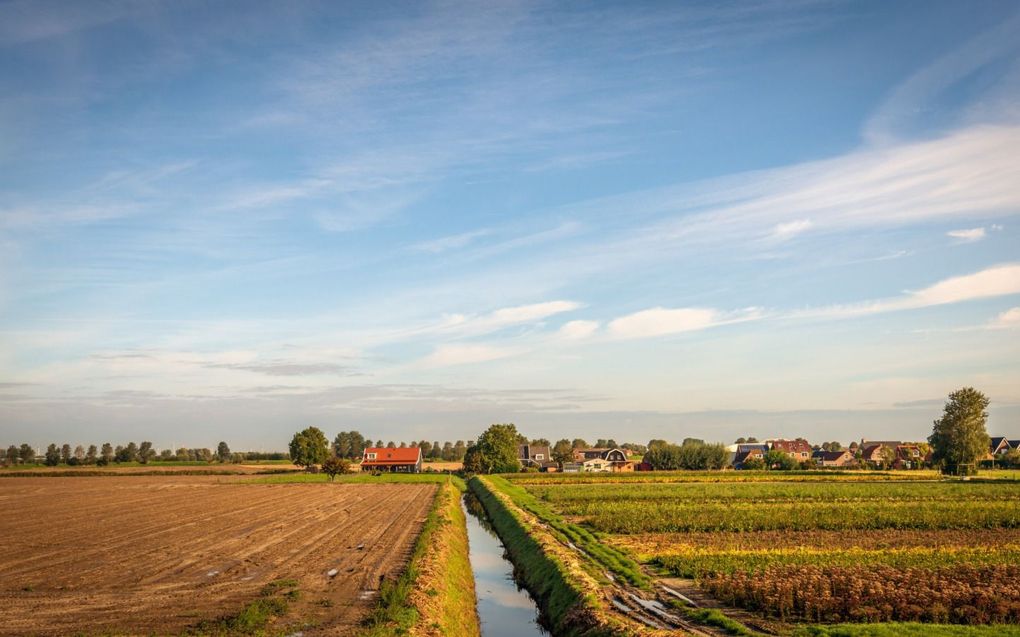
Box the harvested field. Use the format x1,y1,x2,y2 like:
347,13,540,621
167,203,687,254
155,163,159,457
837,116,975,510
0,476,436,636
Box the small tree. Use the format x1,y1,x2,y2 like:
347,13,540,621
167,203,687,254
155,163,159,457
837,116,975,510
6,444,20,465
20,444,35,463
764,450,796,471
572,438,589,450
552,439,574,466
462,446,485,474
44,444,61,466
60,444,72,464
321,456,351,481
138,442,155,464
289,427,330,468
99,443,114,466
929,387,991,476
216,441,231,462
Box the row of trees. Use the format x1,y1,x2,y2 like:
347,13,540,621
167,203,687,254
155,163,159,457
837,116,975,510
329,430,473,462
1,441,266,466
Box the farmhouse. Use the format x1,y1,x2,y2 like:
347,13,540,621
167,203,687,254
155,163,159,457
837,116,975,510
989,436,1012,456
573,448,632,472
518,444,551,468
811,449,854,467
360,447,422,473
770,438,812,461
732,443,767,468
895,445,924,469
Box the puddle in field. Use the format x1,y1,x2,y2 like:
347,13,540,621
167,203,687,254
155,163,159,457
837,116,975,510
463,494,548,637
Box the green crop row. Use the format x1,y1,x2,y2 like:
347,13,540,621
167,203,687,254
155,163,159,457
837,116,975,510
653,546,1020,579
528,481,1020,504
568,500,1020,533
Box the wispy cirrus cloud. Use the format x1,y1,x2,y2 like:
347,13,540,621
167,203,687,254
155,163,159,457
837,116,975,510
420,343,522,368
798,263,1020,319
947,227,986,242
608,307,719,339
413,229,492,254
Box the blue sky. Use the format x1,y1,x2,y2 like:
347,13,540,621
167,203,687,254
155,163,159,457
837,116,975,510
2,0,1019,450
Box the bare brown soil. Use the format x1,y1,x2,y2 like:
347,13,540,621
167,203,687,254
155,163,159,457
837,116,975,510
0,476,436,636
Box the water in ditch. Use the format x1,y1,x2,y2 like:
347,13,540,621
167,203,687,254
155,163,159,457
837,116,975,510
463,494,549,637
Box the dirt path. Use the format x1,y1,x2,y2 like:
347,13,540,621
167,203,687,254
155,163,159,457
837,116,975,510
0,476,435,636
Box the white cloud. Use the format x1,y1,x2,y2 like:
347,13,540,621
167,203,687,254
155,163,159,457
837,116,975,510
487,301,580,326
989,307,1020,329
421,343,520,367
802,263,1020,318
558,320,599,340
413,229,491,253
608,307,718,339
771,219,813,240
947,227,986,242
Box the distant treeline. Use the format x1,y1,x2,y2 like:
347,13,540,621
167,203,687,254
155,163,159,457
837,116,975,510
331,430,471,461
1,441,289,466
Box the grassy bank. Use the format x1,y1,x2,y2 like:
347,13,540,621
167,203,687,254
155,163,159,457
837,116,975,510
359,476,479,637
468,476,656,636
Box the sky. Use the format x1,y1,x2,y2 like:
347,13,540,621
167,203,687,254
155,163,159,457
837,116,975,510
1,0,1019,451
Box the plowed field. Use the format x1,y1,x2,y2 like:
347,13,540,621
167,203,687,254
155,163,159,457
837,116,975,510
0,476,436,636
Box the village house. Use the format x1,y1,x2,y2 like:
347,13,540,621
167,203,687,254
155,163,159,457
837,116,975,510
811,449,854,467
859,440,902,467
989,436,1012,456
360,446,422,473
732,443,768,469
573,448,632,472
770,438,812,461
517,444,551,468
895,444,923,469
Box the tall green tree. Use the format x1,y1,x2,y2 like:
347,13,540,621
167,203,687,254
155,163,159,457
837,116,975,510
571,438,588,450
333,431,352,458
7,444,21,465
349,431,366,458
138,442,155,464
44,444,61,466
60,444,72,464
19,444,35,463
552,439,574,465
476,423,521,473
289,427,330,468
929,387,991,475
99,443,114,466
216,441,231,462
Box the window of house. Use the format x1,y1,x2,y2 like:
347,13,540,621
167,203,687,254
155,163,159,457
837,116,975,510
535,454,544,460
366,453,377,460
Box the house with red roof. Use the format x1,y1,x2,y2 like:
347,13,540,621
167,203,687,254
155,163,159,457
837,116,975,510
360,447,422,473
770,438,812,462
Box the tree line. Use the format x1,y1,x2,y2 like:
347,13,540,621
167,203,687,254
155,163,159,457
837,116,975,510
1,441,287,466
328,430,472,462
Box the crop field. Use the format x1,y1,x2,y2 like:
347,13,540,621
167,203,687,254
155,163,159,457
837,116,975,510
513,473,1020,628
0,476,436,636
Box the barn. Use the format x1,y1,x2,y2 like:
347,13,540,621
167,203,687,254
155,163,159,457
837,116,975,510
360,447,422,473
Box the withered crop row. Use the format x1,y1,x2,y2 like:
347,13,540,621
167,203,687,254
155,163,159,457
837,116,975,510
702,565,1020,624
